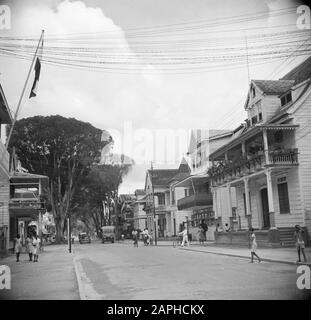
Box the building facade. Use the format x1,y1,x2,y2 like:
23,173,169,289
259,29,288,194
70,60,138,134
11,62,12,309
0,84,12,253
133,189,147,231
208,56,311,246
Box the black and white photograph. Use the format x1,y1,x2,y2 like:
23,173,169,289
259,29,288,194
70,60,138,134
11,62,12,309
0,0,311,306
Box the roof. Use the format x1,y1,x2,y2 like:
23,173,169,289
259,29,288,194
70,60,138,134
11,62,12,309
253,80,295,95
134,189,146,196
281,56,311,85
119,194,136,202
147,169,179,187
0,83,13,124
169,157,191,183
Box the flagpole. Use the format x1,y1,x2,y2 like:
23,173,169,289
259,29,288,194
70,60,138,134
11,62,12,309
5,29,44,149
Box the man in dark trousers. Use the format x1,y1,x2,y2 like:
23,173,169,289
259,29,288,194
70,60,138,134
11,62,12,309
200,220,208,242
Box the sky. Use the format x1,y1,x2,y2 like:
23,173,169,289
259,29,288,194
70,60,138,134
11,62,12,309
0,0,309,193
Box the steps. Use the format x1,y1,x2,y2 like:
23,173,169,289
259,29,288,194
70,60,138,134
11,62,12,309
278,227,296,247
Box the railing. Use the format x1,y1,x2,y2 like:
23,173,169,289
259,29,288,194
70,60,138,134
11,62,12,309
268,149,298,165
177,193,213,211
209,148,298,186
0,141,10,172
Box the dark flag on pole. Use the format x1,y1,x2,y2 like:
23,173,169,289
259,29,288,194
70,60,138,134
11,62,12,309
29,57,41,98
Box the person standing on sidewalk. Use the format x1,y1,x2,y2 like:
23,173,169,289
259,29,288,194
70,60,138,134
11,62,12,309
14,234,22,262
294,225,307,263
26,234,34,261
249,229,261,263
32,233,41,262
179,226,189,247
132,229,138,247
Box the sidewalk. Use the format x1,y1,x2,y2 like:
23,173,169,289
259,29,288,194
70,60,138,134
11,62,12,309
0,244,79,300
124,239,311,266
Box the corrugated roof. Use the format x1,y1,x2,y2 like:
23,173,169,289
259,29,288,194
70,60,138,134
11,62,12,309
253,80,295,95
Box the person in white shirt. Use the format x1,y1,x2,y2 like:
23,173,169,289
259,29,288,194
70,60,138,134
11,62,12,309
249,228,261,263
32,233,41,262
178,226,190,247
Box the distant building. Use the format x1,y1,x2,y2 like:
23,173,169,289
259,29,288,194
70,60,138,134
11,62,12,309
133,189,147,231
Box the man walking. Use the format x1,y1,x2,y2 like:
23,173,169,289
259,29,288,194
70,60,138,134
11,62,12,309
178,226,190,247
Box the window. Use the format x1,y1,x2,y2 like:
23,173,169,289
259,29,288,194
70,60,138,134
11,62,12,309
251,115,258,125
280,92,292,106
157,193,165,205
258,112,263,121
277,182,290,213
184,189,188,197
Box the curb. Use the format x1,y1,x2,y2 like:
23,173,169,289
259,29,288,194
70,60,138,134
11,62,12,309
71,246,104,300
179,247,311,266
72,250,87,300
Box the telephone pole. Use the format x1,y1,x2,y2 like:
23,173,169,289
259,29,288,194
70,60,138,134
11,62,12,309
151,162,157,246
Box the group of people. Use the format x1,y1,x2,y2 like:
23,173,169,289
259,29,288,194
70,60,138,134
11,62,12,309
131,228,153,247
14,233,41,263
249,224,307,263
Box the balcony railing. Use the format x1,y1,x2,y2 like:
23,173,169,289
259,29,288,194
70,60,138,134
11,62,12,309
177,193,213,211
208,148,298,186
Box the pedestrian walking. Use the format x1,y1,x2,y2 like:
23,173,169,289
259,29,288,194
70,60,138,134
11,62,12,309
294,225,307,263
32,233,41,262
249,228,261,263
14,234,22,262
178,226,189,247
132,229,138,247
26,233,34,261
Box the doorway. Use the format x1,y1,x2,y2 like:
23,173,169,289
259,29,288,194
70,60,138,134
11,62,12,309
261,188,270,229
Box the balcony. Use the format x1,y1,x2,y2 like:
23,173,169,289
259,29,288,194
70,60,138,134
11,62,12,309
177,193,213,211
208,148,298,186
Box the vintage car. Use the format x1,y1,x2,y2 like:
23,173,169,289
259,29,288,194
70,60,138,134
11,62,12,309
78,232,91,244
101,226,116,243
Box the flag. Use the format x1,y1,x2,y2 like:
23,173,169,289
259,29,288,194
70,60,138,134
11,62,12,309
29,57,41,98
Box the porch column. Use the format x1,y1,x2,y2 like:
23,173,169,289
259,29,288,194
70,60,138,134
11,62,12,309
262,129,270,165
212,188,217,218
244,177,252,229
265,168,276,228
225,152,228,161
241,142,246,156
227,184,233,229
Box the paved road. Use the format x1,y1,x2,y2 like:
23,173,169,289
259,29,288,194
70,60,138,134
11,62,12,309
74,241,310,300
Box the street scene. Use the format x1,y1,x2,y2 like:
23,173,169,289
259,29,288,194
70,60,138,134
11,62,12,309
1,0,311,301
1,241,310,300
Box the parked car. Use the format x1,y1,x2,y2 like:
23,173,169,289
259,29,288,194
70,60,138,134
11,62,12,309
79,232,91,244
101,226,116,243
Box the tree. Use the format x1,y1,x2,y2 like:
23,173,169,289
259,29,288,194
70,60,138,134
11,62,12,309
72,163,132,238
8,115,110,242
